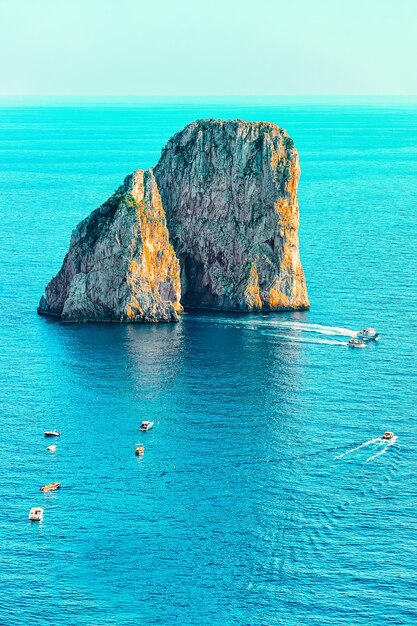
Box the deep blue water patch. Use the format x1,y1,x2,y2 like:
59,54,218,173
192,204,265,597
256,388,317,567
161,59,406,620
0,100,416,625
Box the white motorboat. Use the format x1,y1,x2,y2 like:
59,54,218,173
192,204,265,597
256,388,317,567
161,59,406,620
357,328,379,341
46,445,57,452
348,338,366,348
381,431,395,441
139,421,154,432
28,507,44,521
44,431,60,438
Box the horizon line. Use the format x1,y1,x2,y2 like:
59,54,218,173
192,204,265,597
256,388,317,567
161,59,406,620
1,94,417,99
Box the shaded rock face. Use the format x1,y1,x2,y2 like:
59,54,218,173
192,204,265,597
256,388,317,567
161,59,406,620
39,119,309,322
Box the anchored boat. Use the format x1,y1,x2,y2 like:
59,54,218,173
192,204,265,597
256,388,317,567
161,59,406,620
139,421,154,432
44,431,60,438
40,482,61,492
135,444,145,456
28,507,44,521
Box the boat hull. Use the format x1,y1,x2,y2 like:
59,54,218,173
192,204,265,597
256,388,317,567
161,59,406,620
40,483,61,492
28,508,44,521
139,422,154,431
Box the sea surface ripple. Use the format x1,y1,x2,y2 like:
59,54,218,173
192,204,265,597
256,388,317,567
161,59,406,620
0,99,416,625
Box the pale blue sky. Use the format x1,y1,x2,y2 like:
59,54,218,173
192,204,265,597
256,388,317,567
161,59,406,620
0,0,416,96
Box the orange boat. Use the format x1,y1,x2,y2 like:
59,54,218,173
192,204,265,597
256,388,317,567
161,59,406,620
40,482,61,492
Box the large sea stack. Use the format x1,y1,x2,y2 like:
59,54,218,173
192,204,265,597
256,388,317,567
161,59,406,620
38,119,309,322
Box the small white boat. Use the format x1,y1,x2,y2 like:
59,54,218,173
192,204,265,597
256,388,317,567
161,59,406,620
139,421,154,432
348,338,366,348
381,431,395,440
135,444,145,456
357,328,379,341
28,507,44,521
46,445,57,452
44,431,60,438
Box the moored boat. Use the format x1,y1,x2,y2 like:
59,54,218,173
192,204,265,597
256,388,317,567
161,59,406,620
135,444,145,456
40,482,61,492
139,421,154,431
44,431,60,437
46,445,57,452
28,507,44,521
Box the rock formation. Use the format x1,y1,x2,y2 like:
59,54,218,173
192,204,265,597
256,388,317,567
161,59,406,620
38,170,181,322
38,119,309,322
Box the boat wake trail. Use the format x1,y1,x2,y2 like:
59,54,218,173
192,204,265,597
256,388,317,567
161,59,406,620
366,436,398,462
335,436,398,462
261,331,348,346
195,316,359,342
263,321,358,338
334,438,381,459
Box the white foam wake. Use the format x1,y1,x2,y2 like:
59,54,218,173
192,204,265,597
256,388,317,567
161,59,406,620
195,316,359,340
265,321,358,337
366,447,389,462
261,331,348,346
334,437,380,459
216,317,358,338
366,436,398,462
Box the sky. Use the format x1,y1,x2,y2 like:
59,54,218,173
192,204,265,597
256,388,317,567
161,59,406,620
0,0,416,97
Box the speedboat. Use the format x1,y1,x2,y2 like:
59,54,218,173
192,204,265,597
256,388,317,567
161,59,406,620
44,431,60,438
28,507,44,521
357,328,379,341
381,431,395,440
40,482,61,492
135,444,145,456
139,421,154,432
348,338,366,348
46,445,57,452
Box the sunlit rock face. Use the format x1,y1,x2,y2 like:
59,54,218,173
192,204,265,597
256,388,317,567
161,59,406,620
38,170,182,322
39,119,309,322
154,119,309,312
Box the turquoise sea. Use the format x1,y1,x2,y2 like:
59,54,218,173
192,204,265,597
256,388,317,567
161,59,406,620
0,99,416,625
